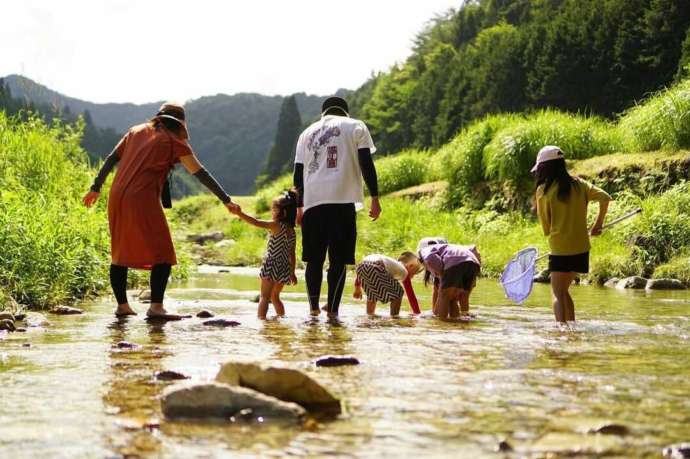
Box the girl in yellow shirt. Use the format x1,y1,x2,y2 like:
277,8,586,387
532,146,611,324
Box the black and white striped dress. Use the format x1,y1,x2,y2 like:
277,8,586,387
260,222,296,284
356,258,405,304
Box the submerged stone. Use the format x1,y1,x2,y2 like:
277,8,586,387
496,440,513,452
114,341,138,349
216,361,341,415
155,370,190,381
161,382,305,421
196,310,215,318
203,319,240,327
616,276,648,289
0,312,15,321
25,312,49,327
13,313,26,321
646,278,686,290
49,306,83,315
588,423,629,436
315,355,360,367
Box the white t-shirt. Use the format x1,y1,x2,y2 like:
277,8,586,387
295,115,376,212
362,254,407,281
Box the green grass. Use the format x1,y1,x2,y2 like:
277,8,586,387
619,78,690,151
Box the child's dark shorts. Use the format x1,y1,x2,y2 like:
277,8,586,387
440,262,480,290
548,252,589,273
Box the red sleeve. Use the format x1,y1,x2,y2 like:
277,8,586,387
171,139,194,164
403,276,421,314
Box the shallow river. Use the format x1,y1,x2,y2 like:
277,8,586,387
1,267,689,458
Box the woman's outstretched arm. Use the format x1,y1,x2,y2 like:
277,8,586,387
83,148,119,207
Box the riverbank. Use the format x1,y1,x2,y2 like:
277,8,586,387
169,149,690,287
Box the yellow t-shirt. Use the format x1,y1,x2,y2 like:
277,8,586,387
536,178,612,256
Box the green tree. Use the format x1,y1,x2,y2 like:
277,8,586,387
258,95,302,186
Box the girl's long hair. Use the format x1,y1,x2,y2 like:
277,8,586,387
273,188,299,227
535,158,578,202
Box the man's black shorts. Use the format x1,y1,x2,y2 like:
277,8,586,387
302,203,356,264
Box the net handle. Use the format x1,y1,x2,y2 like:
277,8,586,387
535,208,642,261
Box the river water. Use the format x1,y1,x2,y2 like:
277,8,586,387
1,267,688,458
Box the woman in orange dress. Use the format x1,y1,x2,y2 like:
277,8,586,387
83,103,237,318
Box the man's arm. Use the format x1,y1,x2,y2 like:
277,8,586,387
358,148,380,220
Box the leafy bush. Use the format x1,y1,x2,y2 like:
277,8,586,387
375,150,439,195
0,113,110,308
619,78,690,151
255,174,293,213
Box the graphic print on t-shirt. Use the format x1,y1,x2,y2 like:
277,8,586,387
327,146,338,168
306,125,341,175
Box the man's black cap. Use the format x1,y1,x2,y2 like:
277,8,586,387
322,96,349,115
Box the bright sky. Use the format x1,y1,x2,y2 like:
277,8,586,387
2,0,459,104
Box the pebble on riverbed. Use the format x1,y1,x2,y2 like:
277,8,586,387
196,310,215,318
49,306,83,315
588,423,629,436
314,355,360,367
496,440,513,452
114,341,139,350
203,319,240,327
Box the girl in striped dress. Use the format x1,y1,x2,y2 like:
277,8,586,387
231,189,298,319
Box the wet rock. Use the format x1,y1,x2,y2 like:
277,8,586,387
588,423,629,436
533,269,550,283
0,312,14,321
315,355,360,367
496,439,513,452
14,313,26,321
203,319,240,327
138,290,151,302
187,231,224,244
155,370,190,381
663,443,690,458
114,341,139,349
214,239,236,249
646,278,686,290
15,328,26,333
196,310,215,318
216,361,341,414
0,319,15,332
49,306,83,315
25,312,49,327
251,294,260,303
604,277,620,288
161,382,305,421
22,343,31,348
616,276,648,289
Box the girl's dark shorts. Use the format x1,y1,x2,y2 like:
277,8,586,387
440,262,480,290
302,203,356,264
548,252,589,273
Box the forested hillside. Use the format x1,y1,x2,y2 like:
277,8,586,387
3,74,345,194
350,0,690,154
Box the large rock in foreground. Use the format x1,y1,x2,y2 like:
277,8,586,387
161,383,305,421
216,362,341,415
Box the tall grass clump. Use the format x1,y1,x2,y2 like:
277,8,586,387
0,112,110,308
255,173,293,213
375,149,440,195
618,78,690,151
482,110,622,185
440,114,516,208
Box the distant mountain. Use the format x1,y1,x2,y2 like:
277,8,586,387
3,74,350,194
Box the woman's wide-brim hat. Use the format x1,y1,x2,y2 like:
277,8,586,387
155,102,190,139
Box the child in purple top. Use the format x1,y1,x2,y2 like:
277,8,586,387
419,243,481,320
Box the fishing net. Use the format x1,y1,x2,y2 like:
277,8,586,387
500,247,538,304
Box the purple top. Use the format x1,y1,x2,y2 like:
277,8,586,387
419,243,481,278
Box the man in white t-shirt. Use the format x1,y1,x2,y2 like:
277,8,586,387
293,96,381,318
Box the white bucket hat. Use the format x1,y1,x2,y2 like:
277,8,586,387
531,145,564,172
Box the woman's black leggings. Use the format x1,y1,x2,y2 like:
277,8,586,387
110,264,172,305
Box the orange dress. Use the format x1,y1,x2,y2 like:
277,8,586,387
108,123,192,269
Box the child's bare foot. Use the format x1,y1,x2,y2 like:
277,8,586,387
115,304,137,317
